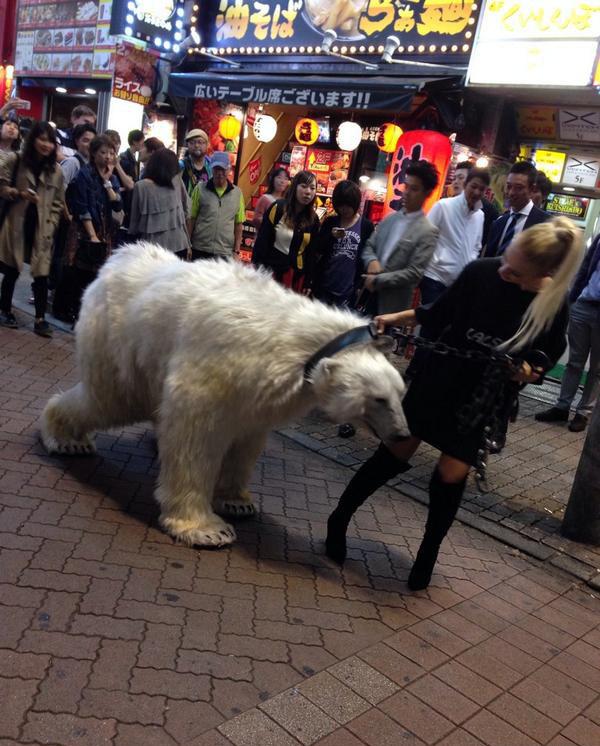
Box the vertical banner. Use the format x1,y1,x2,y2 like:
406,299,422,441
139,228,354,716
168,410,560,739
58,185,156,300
385,130,452,216
0,65,14,109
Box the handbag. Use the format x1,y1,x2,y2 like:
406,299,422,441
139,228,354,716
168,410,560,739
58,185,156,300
74,238,108,271
0,154,20,231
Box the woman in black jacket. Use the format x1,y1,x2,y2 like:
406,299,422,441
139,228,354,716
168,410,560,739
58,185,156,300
325,217,583,591
313,179,374,309
252,170,319,293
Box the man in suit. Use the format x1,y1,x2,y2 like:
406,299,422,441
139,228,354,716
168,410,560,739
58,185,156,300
361,160,439,314
535,232,600,432
484,161,549,257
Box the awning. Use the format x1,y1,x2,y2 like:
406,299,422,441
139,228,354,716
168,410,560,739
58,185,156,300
168,72,423,111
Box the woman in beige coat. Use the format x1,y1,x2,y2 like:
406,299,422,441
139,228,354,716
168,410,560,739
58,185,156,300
0,122,64,337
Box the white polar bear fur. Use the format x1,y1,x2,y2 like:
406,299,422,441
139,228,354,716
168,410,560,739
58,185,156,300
41,242,408,547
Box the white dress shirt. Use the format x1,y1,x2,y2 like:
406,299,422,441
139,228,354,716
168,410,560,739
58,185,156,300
424,193,484,287
498,199,534,248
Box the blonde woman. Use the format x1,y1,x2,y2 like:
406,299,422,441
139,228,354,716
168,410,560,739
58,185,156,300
325,217,583,590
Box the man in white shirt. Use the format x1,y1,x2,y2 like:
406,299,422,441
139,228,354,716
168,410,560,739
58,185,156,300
420,168,489,305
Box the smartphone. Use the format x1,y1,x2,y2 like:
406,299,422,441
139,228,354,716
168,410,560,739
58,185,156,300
17,100,31,111
332,227,346,239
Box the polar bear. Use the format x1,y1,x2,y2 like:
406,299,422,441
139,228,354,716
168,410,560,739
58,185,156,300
41,243,408,547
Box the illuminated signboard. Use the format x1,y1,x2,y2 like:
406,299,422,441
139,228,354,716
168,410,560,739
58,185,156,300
533,149,567,183
206,0,481,61
546,193,589,220
110,0,186,51
468,1,600,87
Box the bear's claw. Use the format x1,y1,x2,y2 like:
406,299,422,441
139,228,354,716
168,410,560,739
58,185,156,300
41,435,97,456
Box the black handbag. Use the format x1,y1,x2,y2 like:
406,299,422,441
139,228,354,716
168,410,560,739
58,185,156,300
74,238,108,271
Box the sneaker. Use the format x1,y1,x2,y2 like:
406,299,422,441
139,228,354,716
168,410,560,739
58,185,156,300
0,311,18,328
568,413,588,432
33,320,53,338
534,406,569,423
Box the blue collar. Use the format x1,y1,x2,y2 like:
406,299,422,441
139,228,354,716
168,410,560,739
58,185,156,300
304,323,377,381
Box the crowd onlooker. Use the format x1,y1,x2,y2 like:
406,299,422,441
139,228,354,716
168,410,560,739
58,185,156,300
188,151,245,260
252,169,319,293
120,129,145,183
129,148,190,258
0,117,21,152
56,104,97,160
252,167,290,229
531,171,553,209
180,129,212,196
0,122,64,337
452,160,499,247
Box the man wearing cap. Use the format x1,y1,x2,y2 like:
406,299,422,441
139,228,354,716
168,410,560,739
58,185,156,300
180,129,212,196
188,152,245,260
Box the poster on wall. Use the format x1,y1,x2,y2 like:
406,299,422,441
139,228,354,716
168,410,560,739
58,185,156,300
112,42,157,106
558,108,600,143
546,193,589,220
563,154,600,189
305,148,351,196
14,0,116,78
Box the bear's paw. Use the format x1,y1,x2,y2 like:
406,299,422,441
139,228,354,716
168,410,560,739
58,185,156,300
41,433,97,457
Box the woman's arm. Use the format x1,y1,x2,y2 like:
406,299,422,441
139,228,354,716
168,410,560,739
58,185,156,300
374,309,416,333
113,160,134,191
252,202,277,267
48,169,65,232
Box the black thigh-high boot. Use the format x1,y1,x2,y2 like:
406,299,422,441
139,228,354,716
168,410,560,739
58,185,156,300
326,443,411,565
408,468,466,591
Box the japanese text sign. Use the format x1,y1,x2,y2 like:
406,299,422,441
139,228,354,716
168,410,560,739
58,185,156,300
533,150,566,183
468,1,600,87
516,106,556,140
112,41,157,106
209,0,479,61
563,154,600,188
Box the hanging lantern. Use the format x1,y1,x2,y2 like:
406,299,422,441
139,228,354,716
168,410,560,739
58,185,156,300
384,130,452,216
218,114,241,141
295,117,319,146
253,114,278,143
336,121,362,152
377,123,403,154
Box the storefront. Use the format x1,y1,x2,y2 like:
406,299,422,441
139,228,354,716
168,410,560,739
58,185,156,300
170,0,493,256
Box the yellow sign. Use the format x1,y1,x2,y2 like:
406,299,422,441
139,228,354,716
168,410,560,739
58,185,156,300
595,57,600,86
516,107,556,139
534,150,567,183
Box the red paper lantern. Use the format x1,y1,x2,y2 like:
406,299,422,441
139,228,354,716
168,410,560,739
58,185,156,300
295,117,319,146
377,123,403,153
384,130,452,216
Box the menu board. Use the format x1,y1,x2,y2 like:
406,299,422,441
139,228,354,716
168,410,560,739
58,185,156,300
14,0,116,79
306,148,351,196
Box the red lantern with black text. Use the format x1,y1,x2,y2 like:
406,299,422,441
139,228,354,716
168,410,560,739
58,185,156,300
295,118,319,146
377,123,403,154
384,130,452,216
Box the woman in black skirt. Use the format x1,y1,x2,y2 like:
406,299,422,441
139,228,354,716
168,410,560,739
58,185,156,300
326,217,583,590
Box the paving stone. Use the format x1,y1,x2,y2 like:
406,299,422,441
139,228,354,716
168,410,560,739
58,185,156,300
329,656,399,705
487,692,562,743
33,658,92,714
347,708,427,746
130,666,211,701
380,690,455,744
220,708,302,746
407,674,480,725
79,688,166,725
298,670,371,724
0,676,38,738
22,711,117,745
260,688,338,745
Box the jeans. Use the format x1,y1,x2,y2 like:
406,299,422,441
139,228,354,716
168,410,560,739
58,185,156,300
419,276,447,307
557,298,600,416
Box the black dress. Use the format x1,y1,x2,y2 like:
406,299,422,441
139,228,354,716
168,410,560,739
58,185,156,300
402,258,568,465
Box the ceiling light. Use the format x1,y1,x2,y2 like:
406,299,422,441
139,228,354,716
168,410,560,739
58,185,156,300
475,156,489,168
55,86,67,93
84,88,96,95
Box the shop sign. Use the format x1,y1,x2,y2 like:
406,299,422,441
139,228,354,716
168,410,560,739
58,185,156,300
533,150,566,184
516,107,556,140
563,154,600,188
209,0,479,61
249,156,262,184
546,193,590,220
305,148,351,195
112,42,156,105
468,1,600,87
110,0,186,50
170,72,416,111
385,129,452,215
558,108,600,143
14,0,116,78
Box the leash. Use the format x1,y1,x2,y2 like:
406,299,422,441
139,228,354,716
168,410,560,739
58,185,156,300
303,323,377,381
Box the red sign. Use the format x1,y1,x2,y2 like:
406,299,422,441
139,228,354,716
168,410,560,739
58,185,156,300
385,130,452,216
0,65,13,108
112,42,157,106
248,157,262,185
306,148,351,196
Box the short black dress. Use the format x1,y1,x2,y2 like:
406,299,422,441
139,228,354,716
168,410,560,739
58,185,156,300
402,259,568,465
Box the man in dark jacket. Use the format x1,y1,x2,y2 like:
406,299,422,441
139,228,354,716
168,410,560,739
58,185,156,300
536,232,600,432
484,161,549,257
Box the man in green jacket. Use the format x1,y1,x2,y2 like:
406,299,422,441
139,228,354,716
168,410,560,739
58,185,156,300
187,152,245,261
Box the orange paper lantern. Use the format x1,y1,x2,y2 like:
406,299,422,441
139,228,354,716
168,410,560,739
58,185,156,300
385,130,452,216
295,117,319,146
218,114,241,140
377,123,403,153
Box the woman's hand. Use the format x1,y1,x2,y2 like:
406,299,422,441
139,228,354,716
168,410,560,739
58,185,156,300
19,189,39,204
5,187,19,201
512,361,542,384
374,310,416,334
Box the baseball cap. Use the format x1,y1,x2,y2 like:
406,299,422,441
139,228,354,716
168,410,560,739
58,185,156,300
185,128,208,142
210,151,232,170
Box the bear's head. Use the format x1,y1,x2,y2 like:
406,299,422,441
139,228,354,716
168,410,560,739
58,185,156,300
309,347,409,443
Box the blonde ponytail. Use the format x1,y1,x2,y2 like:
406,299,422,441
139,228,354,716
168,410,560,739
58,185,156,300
501,217,584,352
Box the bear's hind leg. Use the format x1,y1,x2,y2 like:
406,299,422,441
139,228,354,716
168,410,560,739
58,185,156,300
41,383,106,455
213,431,268,519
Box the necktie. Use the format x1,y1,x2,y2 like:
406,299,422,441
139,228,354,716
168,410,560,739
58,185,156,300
498,212,522,255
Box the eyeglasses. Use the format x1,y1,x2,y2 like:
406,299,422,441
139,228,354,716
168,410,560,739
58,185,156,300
188,138,207,145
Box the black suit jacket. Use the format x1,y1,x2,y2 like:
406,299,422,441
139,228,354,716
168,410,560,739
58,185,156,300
484,204,549,257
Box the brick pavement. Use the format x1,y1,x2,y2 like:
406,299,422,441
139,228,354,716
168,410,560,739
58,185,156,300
1,322,600,745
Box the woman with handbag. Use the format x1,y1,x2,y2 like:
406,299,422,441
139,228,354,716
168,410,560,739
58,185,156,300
325,217,583,591
0,121,64,336
58,134,123,320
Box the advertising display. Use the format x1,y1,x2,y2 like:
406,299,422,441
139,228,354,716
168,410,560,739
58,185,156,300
209,0,480,61
468,1,600,87
563,154,600,189
558,108,600,143
532,149,566,184
14,0,116,78
112,41,157,105
546,193,590,220
110,0,186,51
516,106,556,140
305,148,351,195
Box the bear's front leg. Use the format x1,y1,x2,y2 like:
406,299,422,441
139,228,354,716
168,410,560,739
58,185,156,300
154,395,236,548
213,431,268,519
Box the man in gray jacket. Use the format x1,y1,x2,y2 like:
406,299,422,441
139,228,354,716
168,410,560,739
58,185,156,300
362,160,439,313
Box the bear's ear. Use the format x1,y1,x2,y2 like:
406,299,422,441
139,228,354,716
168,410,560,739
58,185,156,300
309,357,341,386
373,335,395,353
